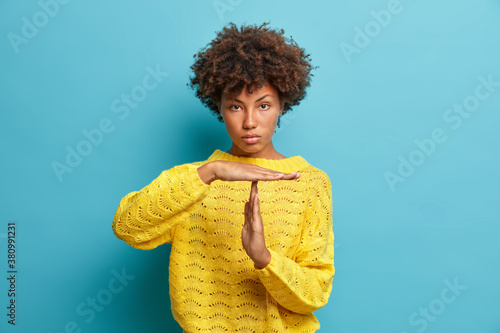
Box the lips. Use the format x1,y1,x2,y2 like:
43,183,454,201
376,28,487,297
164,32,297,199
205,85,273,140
242,135,260,144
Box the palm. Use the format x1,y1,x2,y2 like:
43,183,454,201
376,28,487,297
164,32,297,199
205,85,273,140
215,160,299,182
242,181,271,269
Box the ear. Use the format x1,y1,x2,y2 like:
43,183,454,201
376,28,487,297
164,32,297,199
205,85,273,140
216,97,224,120
279,100,285,115
220,108,224,122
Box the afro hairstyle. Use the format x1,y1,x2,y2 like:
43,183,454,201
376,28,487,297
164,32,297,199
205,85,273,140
188,22,316,128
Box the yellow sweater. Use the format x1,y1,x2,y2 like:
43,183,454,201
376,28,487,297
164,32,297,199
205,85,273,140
112,149,334,332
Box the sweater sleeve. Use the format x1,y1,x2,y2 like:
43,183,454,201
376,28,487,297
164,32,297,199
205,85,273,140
112,162,211,250
255,171,334,314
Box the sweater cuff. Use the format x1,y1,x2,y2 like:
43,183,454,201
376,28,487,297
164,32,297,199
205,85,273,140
186,163,211,191
254,248,284,279
160,163,211,199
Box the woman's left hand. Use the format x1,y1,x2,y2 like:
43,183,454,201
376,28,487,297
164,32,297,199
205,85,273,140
242,180,271,269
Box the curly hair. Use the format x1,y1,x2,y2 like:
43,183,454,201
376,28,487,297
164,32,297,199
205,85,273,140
188,22,316,128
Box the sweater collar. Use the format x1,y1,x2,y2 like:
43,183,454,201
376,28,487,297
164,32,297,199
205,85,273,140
207,149,309,173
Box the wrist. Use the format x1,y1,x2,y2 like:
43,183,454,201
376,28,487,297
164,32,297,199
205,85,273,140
253,249,271,270
197,162,217,185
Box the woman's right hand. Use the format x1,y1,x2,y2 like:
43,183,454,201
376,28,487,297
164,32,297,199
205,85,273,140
197,160,300,185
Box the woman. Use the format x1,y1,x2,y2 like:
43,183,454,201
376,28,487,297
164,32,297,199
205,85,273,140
112,22,334,332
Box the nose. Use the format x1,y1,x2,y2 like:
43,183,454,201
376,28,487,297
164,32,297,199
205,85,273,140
243,109,257,129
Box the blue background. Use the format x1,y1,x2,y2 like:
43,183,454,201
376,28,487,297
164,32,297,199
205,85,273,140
1,0,499,332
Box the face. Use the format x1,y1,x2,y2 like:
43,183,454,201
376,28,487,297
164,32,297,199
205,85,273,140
220,82,284,159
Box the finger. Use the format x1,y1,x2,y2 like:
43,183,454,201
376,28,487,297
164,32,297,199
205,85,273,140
245,201,251,226
253,182,259,214
280,172,300,179
250,194,264,232
250,180,257,200
251,193,261,228
250,181,258,209
254,193,260,216
248,192,253,220
267,171,300,180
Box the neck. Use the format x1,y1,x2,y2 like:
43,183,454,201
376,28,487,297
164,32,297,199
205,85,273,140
208,149,309,174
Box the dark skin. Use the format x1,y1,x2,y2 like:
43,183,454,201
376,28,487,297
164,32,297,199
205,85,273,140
197,82,300,269
243,180,269,269
220,81,284,160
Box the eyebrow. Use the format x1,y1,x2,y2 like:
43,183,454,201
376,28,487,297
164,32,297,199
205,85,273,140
233,94,271,103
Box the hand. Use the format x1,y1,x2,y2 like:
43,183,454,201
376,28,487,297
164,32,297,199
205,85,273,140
212,160,300,182
242,180,271,269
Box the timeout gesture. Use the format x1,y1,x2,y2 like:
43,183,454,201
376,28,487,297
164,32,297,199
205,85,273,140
197,160,300,184
197,160,300,268
242,180,271,269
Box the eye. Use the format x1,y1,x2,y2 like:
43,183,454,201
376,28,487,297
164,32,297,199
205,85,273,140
260,103,270,110
230,105,241,111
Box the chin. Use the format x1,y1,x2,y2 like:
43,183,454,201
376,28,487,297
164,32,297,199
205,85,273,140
241,146,261,153
236,143,263,154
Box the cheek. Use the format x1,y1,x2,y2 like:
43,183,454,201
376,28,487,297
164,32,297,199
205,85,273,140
224,119,238,135
271,113,280,127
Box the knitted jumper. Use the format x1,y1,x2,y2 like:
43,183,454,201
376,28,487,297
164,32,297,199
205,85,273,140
112,149,334,332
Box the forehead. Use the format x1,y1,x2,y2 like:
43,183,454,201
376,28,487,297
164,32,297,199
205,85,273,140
222,82,279,101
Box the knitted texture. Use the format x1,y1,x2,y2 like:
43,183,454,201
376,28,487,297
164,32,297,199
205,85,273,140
112,149,334,332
